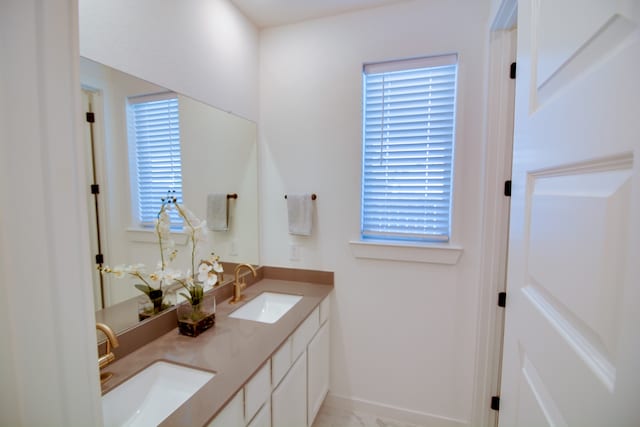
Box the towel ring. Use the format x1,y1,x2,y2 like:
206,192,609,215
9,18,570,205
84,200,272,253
284,194,317,200
227,193,238,199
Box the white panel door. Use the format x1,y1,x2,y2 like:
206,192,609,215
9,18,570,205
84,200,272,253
500,1,640,426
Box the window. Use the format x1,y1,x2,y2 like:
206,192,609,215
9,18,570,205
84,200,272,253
128,93,183,228
361,54,458,243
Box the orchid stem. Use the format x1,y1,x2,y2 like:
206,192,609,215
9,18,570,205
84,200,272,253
173,202,197,276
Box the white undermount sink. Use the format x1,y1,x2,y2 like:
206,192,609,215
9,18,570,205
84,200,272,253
102,361,214,427
229,292,303,324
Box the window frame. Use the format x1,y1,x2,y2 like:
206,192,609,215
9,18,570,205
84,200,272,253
126,91,184,229
360,54,459,245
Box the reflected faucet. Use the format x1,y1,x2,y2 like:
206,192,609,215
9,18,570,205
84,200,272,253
230,263,257,304
96,322,120,384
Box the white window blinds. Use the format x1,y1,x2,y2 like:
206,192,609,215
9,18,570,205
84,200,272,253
361,54,458,242
128,93,183,228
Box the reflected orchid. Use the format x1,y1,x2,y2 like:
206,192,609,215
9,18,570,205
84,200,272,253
99,195,223,316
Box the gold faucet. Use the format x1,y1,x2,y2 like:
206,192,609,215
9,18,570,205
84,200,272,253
230,263,257,304
96,322,120,384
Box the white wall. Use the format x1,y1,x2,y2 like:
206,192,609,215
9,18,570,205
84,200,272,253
259,0,490,423
180,95,259,265
79,0,260,122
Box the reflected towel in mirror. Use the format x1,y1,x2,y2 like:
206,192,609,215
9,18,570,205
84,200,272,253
207,193,229,231
287,193,313,236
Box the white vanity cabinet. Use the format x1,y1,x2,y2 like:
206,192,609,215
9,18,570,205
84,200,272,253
247,399,270,427
272,352,307,427
207,390,244,427
271,336,292,388
307,319,330,425
244,360,271,423
207,294,331,427
292,307,320,361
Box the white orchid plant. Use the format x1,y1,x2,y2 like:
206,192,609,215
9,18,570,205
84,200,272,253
100,195,223,314
171,202,223,309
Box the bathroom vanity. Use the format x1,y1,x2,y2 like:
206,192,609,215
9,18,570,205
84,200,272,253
99,268,333,427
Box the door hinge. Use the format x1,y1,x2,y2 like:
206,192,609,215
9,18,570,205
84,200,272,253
509,62,516,79
498,292,507,307
91,184,100,194
95,253,104,264
491,396,500,411
86,112,95,123
504,180,512,197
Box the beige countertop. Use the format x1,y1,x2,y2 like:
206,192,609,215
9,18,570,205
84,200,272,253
100,276,333,427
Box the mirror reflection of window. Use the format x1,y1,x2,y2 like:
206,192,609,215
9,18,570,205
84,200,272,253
127,93,184,229
80,57,260,320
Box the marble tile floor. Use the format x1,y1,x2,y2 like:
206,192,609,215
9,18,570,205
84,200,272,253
311,403,425,427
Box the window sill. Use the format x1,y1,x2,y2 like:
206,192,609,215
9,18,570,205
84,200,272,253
348,240,463,265
126,227,189,246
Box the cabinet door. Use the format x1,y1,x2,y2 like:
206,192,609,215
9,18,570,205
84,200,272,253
292,308,319,361
307,320,329,426
271,337,292,388
272,353,307,427
247,400,270,427
245,360,271,423
207,391,244,427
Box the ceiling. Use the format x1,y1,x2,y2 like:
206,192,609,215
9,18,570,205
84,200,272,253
230,0,409,28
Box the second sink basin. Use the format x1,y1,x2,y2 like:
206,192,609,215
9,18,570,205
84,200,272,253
229,292,302,324
102,361,214,427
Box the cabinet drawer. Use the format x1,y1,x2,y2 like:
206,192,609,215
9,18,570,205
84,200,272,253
292,307,319,361
244,360,271,422
271,337,292,388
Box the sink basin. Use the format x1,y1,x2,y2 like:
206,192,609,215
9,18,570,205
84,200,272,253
229,292,302,324
102,361,214,427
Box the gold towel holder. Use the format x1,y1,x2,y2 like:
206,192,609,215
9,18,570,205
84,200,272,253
284,193,317,200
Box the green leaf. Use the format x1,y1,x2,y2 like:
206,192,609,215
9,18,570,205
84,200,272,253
179,292,193,305
134,284,152,296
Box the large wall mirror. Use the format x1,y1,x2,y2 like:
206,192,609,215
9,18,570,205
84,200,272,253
81,57,259,329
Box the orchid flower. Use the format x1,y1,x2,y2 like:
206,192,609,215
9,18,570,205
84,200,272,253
100,198,222,312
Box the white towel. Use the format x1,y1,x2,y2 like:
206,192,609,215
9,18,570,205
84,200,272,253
207,193,229,231
287,193,313,236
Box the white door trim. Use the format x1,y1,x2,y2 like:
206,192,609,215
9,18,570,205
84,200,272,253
470,1,517,424
491,0,518,31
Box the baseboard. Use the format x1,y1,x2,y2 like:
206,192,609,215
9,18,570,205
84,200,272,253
323,393,468,427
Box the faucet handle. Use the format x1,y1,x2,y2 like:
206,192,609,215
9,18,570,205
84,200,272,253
234,263,257,282
230,263,256,304
96,322,119,383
